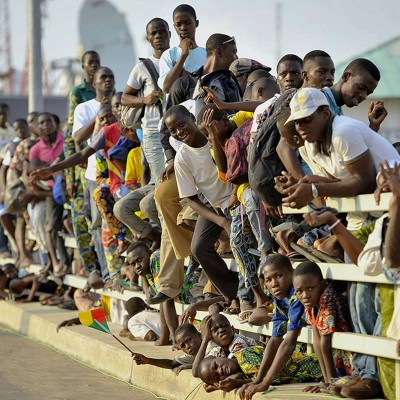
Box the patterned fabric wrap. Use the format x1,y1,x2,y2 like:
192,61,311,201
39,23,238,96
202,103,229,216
230,204,259,287
146,249,199,304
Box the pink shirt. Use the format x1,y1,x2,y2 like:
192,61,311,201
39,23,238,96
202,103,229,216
29,132,64,164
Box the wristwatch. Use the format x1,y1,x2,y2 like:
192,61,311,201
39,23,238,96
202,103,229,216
311,183,319,199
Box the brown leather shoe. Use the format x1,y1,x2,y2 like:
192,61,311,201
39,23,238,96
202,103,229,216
341,378,383,399
328,375,361,396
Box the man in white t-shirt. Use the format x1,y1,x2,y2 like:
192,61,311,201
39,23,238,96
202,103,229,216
283,88,400,231
122,18,170,183
163,105,239,301
72,66,115,276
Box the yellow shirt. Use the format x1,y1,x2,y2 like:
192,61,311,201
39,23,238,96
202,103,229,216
125,147,142,186
230,111,253,128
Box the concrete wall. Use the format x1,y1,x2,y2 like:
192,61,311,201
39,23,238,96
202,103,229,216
0,96,68,124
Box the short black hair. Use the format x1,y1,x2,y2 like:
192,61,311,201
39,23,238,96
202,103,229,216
173,4,197,19
146,17,169,32
38,112,56,123
126,241,150,256
52,114,60,127
0,103,10,113
344,58,380,81
303,50,332,69
164,104,192,122
277,54,303,72
263,254,293,271
81,50,100,64
13,118,28,126
93,66,113,81
125,297,147,317
293,261,324,281
112,91,123,101
174,323,200,339
197,104,227,127
205,33,233,56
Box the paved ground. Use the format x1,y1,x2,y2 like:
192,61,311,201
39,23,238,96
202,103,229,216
0,325,163,400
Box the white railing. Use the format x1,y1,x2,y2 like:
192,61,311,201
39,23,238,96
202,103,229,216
7,192,399,398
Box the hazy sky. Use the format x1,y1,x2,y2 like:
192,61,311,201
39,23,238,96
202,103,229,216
8,0,400,84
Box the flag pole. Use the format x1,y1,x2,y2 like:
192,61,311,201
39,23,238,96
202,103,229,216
93,318,135,356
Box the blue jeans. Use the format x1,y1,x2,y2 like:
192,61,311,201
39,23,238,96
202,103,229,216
142,129,165,184
348,281,381,380
345,248,381,381
241,187,272,252
230,204,259,288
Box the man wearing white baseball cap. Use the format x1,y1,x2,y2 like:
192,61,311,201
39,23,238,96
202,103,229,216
282,87,400,224
282,86,400,400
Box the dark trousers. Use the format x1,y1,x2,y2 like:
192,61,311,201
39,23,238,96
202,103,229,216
191,215,239,301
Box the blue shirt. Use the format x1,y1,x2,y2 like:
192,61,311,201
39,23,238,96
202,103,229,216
271,287,306,337
158,46,206,91
323,87,343,116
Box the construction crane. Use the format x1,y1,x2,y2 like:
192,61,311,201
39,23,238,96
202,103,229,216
0,0,13,94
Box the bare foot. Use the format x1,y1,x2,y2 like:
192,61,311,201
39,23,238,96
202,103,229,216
19,256,34,269
119,328,130,337
155,337,171,346
114,240,130,256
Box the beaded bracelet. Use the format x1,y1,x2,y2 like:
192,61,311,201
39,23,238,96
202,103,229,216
328,219,341,231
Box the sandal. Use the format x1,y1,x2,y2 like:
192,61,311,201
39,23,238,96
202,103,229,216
223,299,241,315
57,299,77,310
237,310,254,324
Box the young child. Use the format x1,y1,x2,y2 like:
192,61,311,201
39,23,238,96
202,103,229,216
120,297,162,342
292,261,352,393
238,254,309,400
192,313,263,377
131,323,202,375
198,343,322,393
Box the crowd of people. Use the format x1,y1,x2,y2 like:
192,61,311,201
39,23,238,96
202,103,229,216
1,3,400,399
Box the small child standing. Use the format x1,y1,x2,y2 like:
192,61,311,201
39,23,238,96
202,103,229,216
292,261,352,392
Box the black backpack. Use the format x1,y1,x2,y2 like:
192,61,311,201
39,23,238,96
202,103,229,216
248,89,296,207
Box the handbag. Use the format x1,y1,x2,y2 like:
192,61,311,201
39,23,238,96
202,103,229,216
4,178,27,214
119,58,163,130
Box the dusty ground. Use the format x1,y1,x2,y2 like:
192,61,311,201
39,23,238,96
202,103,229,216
0,325,163,400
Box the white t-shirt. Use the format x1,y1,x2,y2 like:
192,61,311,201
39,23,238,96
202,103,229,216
72,98,101,181
302,115,400,180
300,115,400,230
2,137,20,166
251,94,280,134
158,46,206,92
175,142,233,211
126,57,164,133
127,310,162,339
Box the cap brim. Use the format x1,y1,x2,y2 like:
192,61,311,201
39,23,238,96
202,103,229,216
285,106,319,125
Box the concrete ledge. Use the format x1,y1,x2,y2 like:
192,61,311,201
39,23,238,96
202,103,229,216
0,301,238,400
